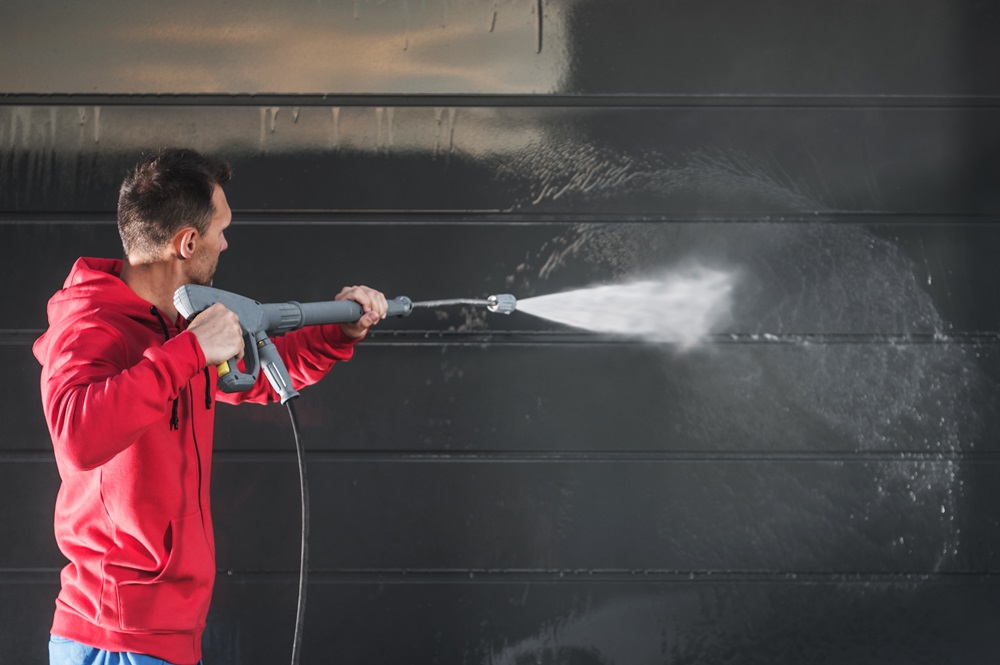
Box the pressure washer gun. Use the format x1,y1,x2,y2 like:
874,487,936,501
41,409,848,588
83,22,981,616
174,285,414,404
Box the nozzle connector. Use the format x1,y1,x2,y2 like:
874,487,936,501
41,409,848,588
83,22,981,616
487,293,517,315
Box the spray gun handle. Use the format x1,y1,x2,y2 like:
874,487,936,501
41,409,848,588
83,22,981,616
217,328,263,394
217,330,300,403
258,336,299,403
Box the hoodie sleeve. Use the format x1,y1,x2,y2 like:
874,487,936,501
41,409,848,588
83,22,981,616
40,322,206,471
215,324,360,405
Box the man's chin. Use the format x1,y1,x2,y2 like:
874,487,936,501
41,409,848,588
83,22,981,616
185,275,214,287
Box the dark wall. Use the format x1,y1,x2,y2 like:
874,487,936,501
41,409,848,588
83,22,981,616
3,1,999,663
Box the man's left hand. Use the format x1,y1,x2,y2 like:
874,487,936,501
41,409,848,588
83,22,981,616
336,285,388,339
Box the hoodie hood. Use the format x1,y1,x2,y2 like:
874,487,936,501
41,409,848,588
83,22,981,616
34,257,172,364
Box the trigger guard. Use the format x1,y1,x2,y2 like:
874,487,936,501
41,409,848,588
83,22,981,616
215,329,261,393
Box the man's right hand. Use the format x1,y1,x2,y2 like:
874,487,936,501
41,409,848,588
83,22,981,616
186,302,245,366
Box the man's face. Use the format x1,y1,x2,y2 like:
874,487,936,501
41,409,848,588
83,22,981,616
187,185,231,286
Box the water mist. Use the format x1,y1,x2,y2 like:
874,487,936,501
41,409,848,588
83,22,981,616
515,265,735,348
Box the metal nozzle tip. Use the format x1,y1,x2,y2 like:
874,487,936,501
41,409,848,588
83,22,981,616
486,293,517,315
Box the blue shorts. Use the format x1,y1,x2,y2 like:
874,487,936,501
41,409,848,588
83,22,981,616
49,635,203,665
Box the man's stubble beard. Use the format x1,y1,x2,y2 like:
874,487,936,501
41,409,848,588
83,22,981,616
186,252,218,287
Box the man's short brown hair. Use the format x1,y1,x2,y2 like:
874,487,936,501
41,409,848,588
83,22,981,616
117,148,232,259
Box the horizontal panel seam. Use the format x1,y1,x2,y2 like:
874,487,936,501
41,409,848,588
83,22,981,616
5,93,1000,108
3,452,997,463
4,331,1000,346
3,214,1000,225
2,569,998,583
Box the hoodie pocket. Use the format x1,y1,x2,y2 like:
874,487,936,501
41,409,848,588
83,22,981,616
117,512,214,632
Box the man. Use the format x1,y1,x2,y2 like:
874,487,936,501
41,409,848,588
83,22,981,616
33,148,388,665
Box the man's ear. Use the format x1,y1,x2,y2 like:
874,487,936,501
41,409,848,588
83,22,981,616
172,227,200,260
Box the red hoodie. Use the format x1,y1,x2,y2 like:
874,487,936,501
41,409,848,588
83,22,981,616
33,257,360,665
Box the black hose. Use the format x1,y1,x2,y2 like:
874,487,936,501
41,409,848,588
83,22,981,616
286,399,309,665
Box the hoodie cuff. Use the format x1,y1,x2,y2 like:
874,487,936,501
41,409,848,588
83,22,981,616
330,322,364,340
138,331,208,399
164,330,208,373
320,324,362,354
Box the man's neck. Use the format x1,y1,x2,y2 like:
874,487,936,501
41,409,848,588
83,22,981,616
119,257,184,321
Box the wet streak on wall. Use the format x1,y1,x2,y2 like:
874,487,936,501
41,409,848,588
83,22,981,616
3,105,1000,214
2,1,1000,664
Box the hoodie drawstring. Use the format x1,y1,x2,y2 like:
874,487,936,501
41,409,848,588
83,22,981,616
151,306,213,430
204,367,212,409
150,306,181,430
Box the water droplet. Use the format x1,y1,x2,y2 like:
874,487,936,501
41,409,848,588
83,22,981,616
330,107,340,148
447,108,457,155
259,108,268,152
433,107,444,157
535,0,543,54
